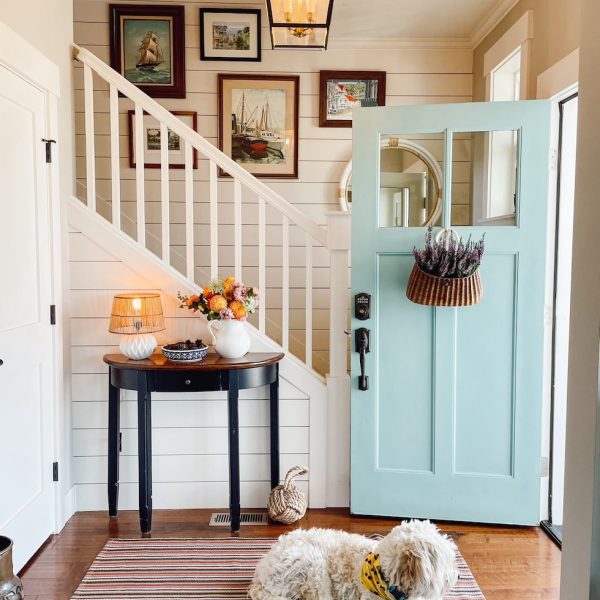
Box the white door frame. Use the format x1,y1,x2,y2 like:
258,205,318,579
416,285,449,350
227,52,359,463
0,20,66,533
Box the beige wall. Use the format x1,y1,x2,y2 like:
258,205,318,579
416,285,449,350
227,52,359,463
560,0,600,595
472,0,582,100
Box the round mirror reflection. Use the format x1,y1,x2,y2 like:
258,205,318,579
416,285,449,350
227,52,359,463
339,137,443,228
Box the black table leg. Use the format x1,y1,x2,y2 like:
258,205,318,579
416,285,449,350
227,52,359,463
270,364,280,490
108,369,120,517
228,370,240,533
137,372,153,534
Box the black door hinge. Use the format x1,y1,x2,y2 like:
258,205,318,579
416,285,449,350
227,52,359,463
50,305,56,325
52,462,59,482
119,432,123,453
41,138,56,163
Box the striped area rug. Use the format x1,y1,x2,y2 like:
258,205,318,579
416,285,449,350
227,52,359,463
71,537,485,599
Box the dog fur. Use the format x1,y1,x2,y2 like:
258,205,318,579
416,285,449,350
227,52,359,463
248,520,458,600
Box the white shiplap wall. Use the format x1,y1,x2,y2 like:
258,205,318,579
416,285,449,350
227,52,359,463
69,227,310,510
73,0,473,376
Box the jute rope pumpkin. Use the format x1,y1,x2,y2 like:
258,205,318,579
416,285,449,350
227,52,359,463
267,466,309,524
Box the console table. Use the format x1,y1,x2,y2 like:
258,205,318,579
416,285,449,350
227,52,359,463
103,351,285,534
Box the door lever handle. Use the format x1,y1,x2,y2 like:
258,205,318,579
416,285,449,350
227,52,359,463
355,328,370,391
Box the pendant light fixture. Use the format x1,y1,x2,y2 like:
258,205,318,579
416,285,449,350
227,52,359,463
266,0,335,49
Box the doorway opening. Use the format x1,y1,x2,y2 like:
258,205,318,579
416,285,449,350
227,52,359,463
542,91,579,546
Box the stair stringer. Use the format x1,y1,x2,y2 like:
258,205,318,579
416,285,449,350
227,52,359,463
68,196,328,508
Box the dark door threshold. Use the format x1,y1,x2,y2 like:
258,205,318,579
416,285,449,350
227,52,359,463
540,520,563,547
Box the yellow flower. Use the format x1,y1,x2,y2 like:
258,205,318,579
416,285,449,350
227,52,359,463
209,294,227,312
229,300,247,320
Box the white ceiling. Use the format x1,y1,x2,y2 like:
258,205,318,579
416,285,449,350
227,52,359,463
328,0,517,44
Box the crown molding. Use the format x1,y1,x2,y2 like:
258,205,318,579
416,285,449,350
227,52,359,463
470,0,522,48
328,36,473,50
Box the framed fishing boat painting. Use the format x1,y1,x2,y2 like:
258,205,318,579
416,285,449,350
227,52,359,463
218,74,299,178
109,4,186,98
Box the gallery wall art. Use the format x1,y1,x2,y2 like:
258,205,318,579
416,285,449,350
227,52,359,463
218,74,299,178
110,4,186,98
200,8,262,62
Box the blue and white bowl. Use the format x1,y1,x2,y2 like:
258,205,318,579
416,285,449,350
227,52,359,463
161,341,209,363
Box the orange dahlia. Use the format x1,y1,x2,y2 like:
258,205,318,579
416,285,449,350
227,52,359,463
229,300,247,320
203,286,214,299
209,294,227,312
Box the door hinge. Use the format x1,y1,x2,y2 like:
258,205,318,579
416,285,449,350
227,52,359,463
50,304,57,325
41,138,56,163
119,432,123,453
52,462,59,482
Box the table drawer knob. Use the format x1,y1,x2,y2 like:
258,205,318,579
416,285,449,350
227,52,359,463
184,379,191,386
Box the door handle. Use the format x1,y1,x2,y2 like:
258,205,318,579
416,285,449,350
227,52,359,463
0,359,3,366
355,328,370,391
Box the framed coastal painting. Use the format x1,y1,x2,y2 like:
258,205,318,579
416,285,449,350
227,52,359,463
218,74,299,178
128,110,198,169
200,8,262,62
319,70,386,127
109,4,186,98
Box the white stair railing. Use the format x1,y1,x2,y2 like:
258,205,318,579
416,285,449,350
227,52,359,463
73,44,349,377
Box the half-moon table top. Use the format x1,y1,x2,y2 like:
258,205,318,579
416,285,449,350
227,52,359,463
103,351,285,372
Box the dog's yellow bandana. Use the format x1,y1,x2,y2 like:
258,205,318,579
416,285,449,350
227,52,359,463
360,552,406,600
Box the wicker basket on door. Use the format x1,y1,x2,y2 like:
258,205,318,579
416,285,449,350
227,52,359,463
406,264,483,307
406,227,484,307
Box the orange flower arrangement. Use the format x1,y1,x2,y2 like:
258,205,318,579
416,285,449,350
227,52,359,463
178,276,259,321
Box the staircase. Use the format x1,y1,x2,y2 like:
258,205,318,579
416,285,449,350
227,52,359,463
71,45,351,507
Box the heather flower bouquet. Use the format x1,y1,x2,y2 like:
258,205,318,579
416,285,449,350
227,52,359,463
178,276,259,321
413,227,485,279
407,228,485,307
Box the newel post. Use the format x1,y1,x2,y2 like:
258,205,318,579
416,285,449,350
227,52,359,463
325,211,351,507
326,211,351,378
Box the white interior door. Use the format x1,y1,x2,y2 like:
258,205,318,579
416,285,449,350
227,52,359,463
0,64,56,572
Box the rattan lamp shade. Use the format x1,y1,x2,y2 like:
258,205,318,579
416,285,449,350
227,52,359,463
109,293,165,335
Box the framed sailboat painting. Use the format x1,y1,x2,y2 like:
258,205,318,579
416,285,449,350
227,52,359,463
109,4,186,98
218,74,299,179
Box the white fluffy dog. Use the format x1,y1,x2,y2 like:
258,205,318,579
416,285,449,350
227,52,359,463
248,520,457,600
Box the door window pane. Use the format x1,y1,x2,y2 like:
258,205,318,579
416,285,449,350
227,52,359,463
378,134,443,228
451,130,519,226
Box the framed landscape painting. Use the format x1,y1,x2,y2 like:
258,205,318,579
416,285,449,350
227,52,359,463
200,8,262,62
218,74,299,178
128,110,198,169
109,4,185,98
319,70,386,127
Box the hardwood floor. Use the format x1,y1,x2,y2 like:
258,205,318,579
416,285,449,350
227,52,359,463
20,508,561,600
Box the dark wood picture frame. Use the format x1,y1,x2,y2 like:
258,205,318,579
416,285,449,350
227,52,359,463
109,4,186,99
319,70,386,128
128,110,198,169
218,74,299,179
200,8,262,62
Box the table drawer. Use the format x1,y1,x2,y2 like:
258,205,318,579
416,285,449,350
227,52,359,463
154,371,223,392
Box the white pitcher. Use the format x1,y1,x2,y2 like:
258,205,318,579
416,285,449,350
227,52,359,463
207,319,251,359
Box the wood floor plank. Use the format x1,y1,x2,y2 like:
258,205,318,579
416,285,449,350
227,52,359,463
19,508,561,600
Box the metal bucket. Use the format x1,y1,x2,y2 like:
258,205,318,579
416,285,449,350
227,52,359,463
0,537,23,600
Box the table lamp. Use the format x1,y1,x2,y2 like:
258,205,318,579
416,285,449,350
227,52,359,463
109,293,165,359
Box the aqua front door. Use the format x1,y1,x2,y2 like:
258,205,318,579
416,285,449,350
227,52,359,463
350,101,551,524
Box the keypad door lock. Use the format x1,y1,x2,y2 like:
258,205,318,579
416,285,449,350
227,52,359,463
355,293,371,321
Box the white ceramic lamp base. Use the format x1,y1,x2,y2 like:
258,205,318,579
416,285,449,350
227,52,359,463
120,333,157,360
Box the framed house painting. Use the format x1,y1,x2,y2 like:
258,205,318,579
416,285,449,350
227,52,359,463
218,74,299,178
109,4,186,98
200,8,262,62
128,110,198,169
319,70,386,127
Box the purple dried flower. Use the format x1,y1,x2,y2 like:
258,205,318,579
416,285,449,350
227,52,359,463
413,227,485,278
